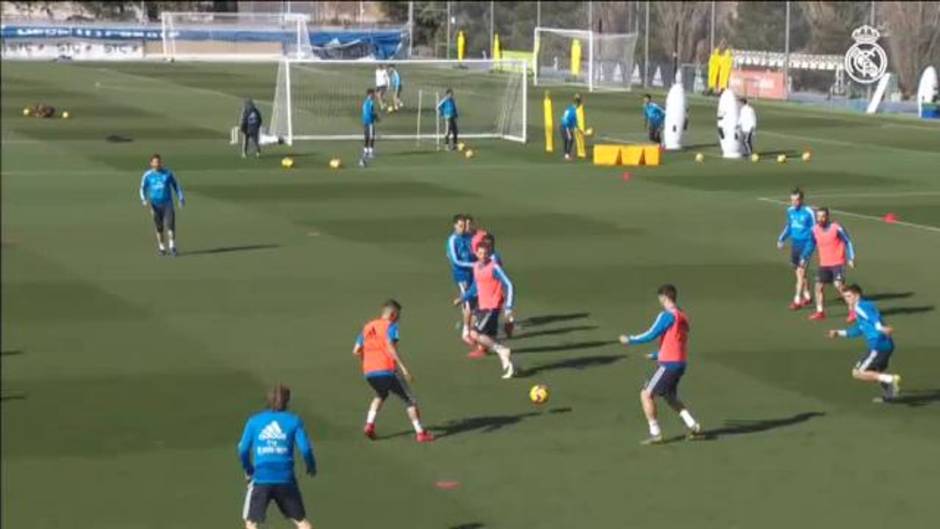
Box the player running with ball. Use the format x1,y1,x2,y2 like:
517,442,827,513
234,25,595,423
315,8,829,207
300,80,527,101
354,299,434,443
777,188,815,310
827,284,902,403
456,241,518,378
620,284,703,445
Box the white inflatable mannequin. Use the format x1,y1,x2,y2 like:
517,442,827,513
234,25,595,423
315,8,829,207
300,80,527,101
917,66,938,118
664,82,687,151
717,89,742,158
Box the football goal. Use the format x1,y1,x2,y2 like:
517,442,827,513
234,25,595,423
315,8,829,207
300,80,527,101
161,12,313,61
533,27,638,92
267,59,527,145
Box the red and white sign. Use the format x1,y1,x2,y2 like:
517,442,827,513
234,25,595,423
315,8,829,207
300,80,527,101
729,69,787,100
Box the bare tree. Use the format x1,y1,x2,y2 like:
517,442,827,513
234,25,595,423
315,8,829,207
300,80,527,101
880,1,940,96
653,1,710,64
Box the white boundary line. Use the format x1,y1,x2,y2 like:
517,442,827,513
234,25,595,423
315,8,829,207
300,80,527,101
805,191,940,199
757,197,940,234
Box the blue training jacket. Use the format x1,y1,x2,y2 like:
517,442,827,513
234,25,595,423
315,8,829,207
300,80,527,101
644,103,665,126
238,410,316,485
446,232,475,283
438,96,458,119
139,168,184,206
842,299,894,352
362,97,376,125
778,205,816,245
561,104,578,129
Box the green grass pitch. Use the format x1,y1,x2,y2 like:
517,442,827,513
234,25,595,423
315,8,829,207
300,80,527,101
3,61,940,529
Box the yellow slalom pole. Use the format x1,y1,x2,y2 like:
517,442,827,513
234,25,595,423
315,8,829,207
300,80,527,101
571,39,582,77
575,99,587,158
543,91,554,153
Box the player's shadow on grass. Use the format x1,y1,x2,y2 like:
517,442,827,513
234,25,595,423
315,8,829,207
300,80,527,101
521,354,626,377
700,411,824,440
183,244,280,257
1,349,24,357
517,313,590,328
511,325,598,340
887,389,940,407
866,292,914,302
759,149,800,157
514,340,617,355
1,392,26,402
880,305,934,317
450,524,485,529
432,408,573,439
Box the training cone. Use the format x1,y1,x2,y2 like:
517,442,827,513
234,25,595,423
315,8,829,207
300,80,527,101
883,213,898,224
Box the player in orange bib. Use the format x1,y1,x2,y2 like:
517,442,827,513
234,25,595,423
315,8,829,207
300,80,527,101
620,284,703,445
353,299,433,443
800,207,856,322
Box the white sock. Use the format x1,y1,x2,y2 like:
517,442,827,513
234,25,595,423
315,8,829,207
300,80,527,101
366,409,377,425
158,243,166,251
461,325,469,338
679,409,698,429
493,345,511,368
794,295,801,303
648,420,661,437
877,374,894,384
411,419,424,434
168,240,176,250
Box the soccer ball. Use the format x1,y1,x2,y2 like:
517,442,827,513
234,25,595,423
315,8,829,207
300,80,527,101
61,111,70,119
457,142,466,152
281,156,295,169
529,384,550,405
777,154,787,164
750,153,760,162
22,107,31,116
329,158,342,169
694,152,704,162
802,151,812,162
585,127,595,137
464,149,475,159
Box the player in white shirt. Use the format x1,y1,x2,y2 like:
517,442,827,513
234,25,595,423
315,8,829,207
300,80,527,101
738,98,757,156
374,64,390,110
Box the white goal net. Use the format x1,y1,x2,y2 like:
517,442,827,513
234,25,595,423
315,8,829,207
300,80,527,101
161,12,312,61
534,28,638,92
268,59,527,145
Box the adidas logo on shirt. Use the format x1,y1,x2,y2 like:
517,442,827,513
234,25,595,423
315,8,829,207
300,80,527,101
259,421,287,441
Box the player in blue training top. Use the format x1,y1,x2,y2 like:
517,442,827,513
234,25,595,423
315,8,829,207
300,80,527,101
642,94,665,144
361,88,378,165
238,384,317,529
446,214,476,346
560,94,581,161
389,65,403,110
827,284,902,403
776,187,816,310
139,153,184,257
438,88,459,151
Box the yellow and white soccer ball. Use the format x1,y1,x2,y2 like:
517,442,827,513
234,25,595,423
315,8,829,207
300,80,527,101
750,153,760,162
329,158,342,169
61,111,70,119
777,154,787,164
22,107,31,116
694,152,704,163
457,142,466,152
529,384,550,405
464,149,475,159
281,156,295,169
802,151,812,162
585,127,595,137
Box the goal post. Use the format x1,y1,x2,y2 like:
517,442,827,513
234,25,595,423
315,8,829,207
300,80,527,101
161,12,312,61
268,59,527,145
533,27,638,92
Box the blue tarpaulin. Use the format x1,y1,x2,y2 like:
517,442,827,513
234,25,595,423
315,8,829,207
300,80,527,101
1,24,405,59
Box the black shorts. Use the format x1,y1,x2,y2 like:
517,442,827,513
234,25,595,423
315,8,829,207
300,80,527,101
366,374,416,405
644,365,685,398
364,124,375,142
446,117,458,135
816,265,846,284
376,85,387,95
243,482,306,523
150,202,175,232
474,309,500,338
855,346,894,373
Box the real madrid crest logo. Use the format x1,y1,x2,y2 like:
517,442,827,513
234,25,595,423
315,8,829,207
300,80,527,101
844,25,888,85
